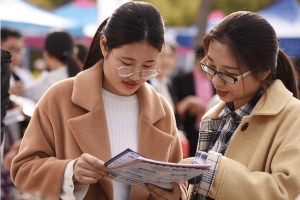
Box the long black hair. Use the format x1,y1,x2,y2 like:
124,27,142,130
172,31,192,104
83,1,165,70
44,30,80,77
202,11,299,98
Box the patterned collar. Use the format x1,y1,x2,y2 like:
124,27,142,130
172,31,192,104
209,88,265,154
220,88,264,120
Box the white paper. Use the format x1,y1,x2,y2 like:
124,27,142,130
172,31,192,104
105,148,210,190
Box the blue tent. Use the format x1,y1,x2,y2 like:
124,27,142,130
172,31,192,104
257,0,300,56
51,0,98,37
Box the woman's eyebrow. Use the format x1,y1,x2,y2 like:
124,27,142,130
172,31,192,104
207,55,213,62
120,56,156,63
207,55,239,71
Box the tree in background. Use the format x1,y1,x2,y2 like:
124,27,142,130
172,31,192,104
26,0,70,10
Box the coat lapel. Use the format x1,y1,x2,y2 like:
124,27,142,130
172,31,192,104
68,62,114,199
137,83,175,160
130,84,175,200
68,105,114,199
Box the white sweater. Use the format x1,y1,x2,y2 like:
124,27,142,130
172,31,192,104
61,88,140,200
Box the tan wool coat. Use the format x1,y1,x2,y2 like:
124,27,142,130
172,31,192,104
11,62,186,200
204,80,300,200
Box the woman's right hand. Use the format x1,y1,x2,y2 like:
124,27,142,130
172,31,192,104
73,153,109,185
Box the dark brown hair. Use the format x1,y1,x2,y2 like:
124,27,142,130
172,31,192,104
44,30,80,77
83,1,165,70
202,11,299,98
1,27,22,41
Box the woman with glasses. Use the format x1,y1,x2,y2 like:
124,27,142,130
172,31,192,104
11,2,187,200
186,11,300,200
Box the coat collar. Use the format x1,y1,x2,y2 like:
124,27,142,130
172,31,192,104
71,61,103,111
203,80,293,119
68,61,172,199
251,80,293,115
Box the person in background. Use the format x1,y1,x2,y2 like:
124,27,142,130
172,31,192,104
149,40,178,111
1,28,35,200
73,42,88,69
148,40,189,158
1,49,11,146
185,11,300,200
2,30,81,199
1,28,35,141
11,2,187,200
172,45,215,157
1,27,35,96
21,29,81,103
1,49,13,200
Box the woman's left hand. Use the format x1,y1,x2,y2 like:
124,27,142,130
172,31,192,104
146,182,182,200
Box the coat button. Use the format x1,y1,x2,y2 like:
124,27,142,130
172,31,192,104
241,122,249,131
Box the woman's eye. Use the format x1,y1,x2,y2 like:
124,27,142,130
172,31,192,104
224,71,238,76
209,65,217,70
121,61,131,66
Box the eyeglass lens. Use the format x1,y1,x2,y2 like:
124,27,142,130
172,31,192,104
201,63,236,83
116,66,158,79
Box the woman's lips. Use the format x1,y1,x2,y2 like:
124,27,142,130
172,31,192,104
123,81,137,89
216,89,229,97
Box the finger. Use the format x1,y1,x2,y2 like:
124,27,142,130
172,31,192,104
146,183,181,200
76,160,108,178
146,184,166,200
79,157,109,177
149,191,166,200
73,154,109,184
80,154,109,175
82,153,107,170
73,167,104,184
179,157,194,164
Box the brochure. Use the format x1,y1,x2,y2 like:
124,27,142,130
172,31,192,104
105,148,211,190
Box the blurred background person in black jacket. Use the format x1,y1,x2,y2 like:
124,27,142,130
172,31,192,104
172,45,215,157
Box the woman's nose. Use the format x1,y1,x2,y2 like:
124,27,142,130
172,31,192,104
130,71,142,80
211,73,225,86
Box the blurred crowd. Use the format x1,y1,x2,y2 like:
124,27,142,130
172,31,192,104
0,27,87,199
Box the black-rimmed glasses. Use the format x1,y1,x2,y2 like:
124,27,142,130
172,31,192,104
200,62,251,84
111,51,160,80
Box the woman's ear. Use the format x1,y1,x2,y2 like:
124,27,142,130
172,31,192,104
100,35,108,58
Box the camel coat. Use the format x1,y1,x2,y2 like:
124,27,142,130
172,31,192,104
11,62,185,200
198,80,300,199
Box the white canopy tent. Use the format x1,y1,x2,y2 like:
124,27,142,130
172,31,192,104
0,0,80,37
